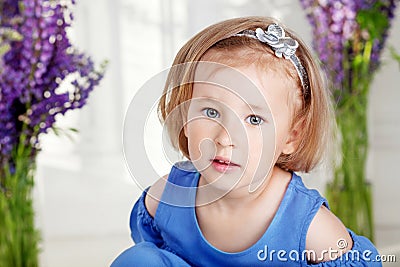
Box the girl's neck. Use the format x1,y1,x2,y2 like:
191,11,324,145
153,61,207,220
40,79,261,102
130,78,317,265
196,166,292,212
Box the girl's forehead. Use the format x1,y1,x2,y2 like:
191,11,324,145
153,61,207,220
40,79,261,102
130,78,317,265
198,47,299,91
191,83,270,117
192,62,291,112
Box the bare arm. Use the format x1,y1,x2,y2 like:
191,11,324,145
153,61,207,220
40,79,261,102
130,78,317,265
305,205,353,263
144,174,168,218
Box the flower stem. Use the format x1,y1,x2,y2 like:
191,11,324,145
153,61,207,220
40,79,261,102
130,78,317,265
0,129,39,267
327,90,374,240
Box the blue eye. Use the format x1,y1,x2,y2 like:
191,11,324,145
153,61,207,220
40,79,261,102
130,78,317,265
246,115,264,125
202,108,219,118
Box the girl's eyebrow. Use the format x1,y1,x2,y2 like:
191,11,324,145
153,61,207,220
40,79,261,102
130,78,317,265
193,97,269,113
245,103,272,115
191,97,219,103
247,103,265,112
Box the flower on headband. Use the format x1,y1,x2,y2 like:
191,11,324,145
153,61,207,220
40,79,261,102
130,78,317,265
235,24,309,95
255,24,299,59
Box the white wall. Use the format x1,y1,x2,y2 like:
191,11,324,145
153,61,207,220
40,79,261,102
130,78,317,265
35,1,400,266
369,5,400,254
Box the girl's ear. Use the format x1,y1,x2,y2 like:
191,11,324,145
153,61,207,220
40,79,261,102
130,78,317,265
282,120,303,155
183,123,188,138
182,106,190,138
183,117,189,138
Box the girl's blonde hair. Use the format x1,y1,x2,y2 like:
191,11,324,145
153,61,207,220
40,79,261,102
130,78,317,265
158,16,334,173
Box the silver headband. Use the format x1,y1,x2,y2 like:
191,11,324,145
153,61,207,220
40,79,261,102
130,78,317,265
235,24,310,97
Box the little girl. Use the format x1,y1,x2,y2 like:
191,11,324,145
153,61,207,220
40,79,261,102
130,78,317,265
112,16,381,266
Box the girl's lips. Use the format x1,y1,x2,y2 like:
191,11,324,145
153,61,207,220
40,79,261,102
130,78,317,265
210,157,240,173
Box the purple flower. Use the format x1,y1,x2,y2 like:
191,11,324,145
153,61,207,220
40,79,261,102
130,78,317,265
299,0,398,98
0,0,21,23
0,0,106,171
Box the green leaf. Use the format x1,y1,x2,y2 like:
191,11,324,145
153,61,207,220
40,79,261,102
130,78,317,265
357,2,389,40
0,43,10,57
0,27,23,42
352,54,364,69
51,126,61,136
49,126,78,142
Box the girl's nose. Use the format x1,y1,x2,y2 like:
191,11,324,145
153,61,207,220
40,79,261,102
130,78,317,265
215,126,234,148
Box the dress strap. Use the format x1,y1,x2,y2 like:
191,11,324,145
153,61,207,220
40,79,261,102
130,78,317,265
157,161,199,208
153,161,200,253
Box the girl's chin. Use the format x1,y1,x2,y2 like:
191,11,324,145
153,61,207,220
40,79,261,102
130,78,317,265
199,171,246,192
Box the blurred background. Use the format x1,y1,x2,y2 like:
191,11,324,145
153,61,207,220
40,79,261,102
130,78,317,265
34,0,400,266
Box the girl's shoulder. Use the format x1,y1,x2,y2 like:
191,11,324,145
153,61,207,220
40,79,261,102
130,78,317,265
145,174,168,218
145,161,199,217
306,205,353,263
288,174,378,265
276,173,351,263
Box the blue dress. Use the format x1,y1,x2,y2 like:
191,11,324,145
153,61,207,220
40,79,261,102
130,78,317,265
111,161,381,266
